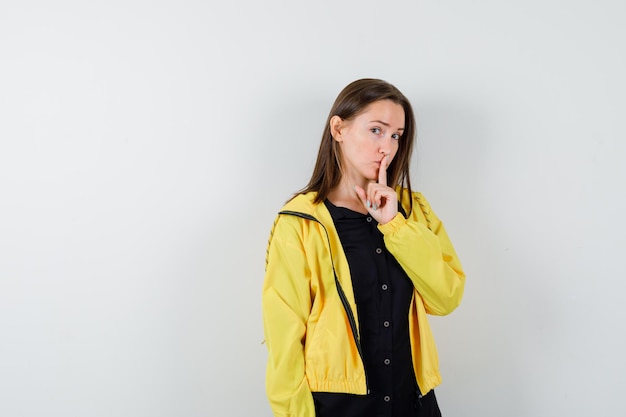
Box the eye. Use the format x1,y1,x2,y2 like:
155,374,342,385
391,133,401,140
370,127,382,135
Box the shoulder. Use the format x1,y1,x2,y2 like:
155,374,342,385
270,192,325,239
395,187,437,229
396,187,431,210
280,192,319,214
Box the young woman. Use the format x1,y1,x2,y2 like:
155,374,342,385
262,79,465,417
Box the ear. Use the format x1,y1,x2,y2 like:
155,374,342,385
330,115,343,142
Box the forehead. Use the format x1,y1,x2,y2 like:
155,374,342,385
356,100,405,126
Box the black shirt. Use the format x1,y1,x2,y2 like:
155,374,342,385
312,200,421,417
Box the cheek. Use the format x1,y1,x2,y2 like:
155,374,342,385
391,143,400,159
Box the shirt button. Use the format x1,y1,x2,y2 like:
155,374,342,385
383,320,390,327
375,248,382,254
366,216,372,222
381,284,388,291
384,395,391,402
384,358,391,365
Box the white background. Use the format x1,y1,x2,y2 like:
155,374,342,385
1,1,625,416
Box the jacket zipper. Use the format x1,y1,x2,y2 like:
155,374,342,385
278,210,365,364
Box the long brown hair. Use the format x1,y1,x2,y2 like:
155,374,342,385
297,78,416,215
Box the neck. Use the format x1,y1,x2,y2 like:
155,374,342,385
327,179,369,214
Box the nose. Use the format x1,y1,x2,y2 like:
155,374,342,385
379,136,393,156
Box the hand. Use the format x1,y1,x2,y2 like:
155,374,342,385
354,155,398,224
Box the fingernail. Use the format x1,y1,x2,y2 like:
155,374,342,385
366,200,371,207
373,204,378,211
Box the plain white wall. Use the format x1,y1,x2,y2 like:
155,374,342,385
1,1,625,416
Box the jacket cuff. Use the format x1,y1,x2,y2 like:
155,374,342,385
377,212,407,235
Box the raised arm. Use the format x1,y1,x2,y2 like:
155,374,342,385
378,193,465,316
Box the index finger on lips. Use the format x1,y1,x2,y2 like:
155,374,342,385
378,155,389,186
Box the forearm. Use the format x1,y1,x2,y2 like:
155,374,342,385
379,209,465,315
263,289,315,416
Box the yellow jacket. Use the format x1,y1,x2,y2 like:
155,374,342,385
262,190,465,417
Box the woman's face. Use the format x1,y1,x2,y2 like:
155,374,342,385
331,99,405,186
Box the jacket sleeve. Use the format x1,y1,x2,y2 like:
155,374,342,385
378,193,465,316
262,215,316,417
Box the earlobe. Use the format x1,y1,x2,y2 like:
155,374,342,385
330,115,343,142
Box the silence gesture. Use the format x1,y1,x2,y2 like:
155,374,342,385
354,154,398,225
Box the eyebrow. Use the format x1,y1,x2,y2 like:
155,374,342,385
370,120,405,131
